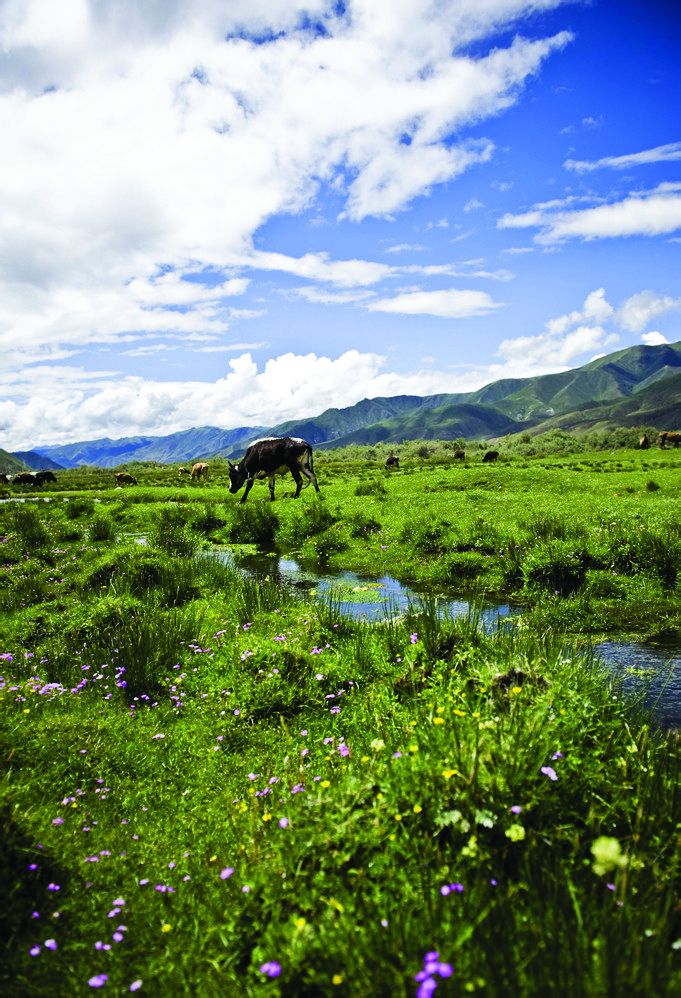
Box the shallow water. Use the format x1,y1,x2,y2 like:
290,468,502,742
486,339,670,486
594,640,681,729
220,548,681,728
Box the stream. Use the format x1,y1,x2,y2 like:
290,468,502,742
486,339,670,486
204,547,681,728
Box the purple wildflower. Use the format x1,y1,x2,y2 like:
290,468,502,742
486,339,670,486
220,867,234,880
278,817,289,829
260,961,281,978
541,766,558,781
88,974,109,988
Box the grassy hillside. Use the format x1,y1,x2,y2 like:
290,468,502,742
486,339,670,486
15,341,681,466
0,449,27,474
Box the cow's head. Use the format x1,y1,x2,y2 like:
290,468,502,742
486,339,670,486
228,461,247,494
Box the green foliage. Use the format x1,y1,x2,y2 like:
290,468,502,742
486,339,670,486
229,500,279,546
149,504,198,557
8,504,51,550
354,477,387,497
0,467,679,996
521,540,589,595
89,509,117,542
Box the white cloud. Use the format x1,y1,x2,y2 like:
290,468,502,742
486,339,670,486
496,288,618,372
0,2,573,370
641,331,669,346
0,347,489,450
367,288,503,317
617,291,681,333
564,140,681,173
384,243,429,254
498,183,681,242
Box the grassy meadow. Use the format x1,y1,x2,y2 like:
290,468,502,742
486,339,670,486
1,441,680,996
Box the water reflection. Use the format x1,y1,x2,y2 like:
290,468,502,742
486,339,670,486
218,548,520,630
594,640,681,729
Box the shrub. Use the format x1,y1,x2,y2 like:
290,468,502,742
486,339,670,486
9,505,51,550
229,501,279,546
522,540,588,595
150,505,198,557
402,517,451,554
443,551,490,581
65,498,95,519
89,510,117,542
355,479,387,497
645,480,660,492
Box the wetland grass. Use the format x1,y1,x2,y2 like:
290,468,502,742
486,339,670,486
1,445,679,995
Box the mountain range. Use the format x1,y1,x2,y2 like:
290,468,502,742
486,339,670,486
7,341,680,470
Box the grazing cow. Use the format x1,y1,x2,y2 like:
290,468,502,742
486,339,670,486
34,470,57,485
228,437,320,503
190,462,209,481
453,449,465,460
0,473,9,484
114,472,137,486
659,431,681,449
482,450,499,463
385,454,400,470
639,434,649,450
13,471,37,485
178,466,191,477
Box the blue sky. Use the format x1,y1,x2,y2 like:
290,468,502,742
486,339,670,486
1,0,679,449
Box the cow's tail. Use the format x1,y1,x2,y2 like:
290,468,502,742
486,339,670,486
302,444,314,489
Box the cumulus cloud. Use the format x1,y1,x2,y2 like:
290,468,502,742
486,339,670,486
564,140,681,173
495,288,618,372
498,183,681,243
0,2,573,364
0,348,486,450
641,331,669,346
367,288,503,318
617,291,681,333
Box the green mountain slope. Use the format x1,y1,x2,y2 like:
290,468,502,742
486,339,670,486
520,370,681,434
14,341,681,465
0,449,29,474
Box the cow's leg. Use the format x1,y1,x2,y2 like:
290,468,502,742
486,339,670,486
240,477,255,503
290,466,304,498
268,476,275,501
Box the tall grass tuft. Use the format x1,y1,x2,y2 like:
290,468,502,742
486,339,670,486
150,504,198,557
9,504,51,550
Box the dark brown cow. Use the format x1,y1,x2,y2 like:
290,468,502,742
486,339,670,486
190,462,209,481
482,450,499,463
0,473,9,484
34,470,57,484
385,454,400,470
13,472,37,485
114,472,137,486
639,434,649,450
454,449,465,460
228,437,320,503
659,431,681,449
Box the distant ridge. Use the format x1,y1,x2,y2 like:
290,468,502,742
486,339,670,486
14,341,681,468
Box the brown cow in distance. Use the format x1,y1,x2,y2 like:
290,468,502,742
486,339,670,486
13,472,37,485
190,462,209,481
114,472,137,486
385,454,400,470
482,450,499,463
454,449,465,460
178,466,191,476
639,434,649,450
659,431,681,449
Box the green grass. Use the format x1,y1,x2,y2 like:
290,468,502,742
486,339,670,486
1,444,680,996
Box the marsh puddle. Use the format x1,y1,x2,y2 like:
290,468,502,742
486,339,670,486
207,547,520,630
207,548,681,728
593,639,681,729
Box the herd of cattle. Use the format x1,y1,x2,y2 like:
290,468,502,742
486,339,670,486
2,430,679,498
